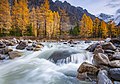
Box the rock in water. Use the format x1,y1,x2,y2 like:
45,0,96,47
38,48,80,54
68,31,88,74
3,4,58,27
26,46,34,51
102,42,116,50
93,47,104,54
98,70,113,84
110,52,120,60
86,43,100,52
110,38,120,47
8,51,23,59
0,48,13,55
109,60,120,68
93,53,110,66
0,42,6,48
16,41,27,50
109,68,120,81
77,62,99,75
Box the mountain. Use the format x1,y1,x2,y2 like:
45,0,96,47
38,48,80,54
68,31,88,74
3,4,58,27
98,9,120,25
98,13,114,22
9,0,96,25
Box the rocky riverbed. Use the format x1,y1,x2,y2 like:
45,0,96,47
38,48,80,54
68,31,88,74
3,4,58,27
77,38,120,84
0,38,120,84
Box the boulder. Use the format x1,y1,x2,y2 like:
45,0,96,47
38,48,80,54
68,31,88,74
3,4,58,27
104,50,115,54
0,42,6,48
16,41,27,50
93,53,110,66
93,48,104,54
68,40,74,44
33,48,41,51
28,40,33,43
111,52,120,60
102,42,116,51
85,40,91,43
109,68,120,81
97,70,113,84
8,51,23,59
0,48,13,55
109,60,120,68
3,40,15,46
77,62,99,75
110,38,120,47
26,46,34,51
86,43,100,52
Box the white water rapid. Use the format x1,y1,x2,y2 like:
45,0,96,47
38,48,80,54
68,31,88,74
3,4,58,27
0,41,97,84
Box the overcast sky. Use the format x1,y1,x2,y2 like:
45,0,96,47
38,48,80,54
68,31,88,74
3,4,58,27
53,0,120,15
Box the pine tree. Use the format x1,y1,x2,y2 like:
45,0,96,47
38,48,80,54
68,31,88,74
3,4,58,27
11,0,29,36
30,7,37,37
100,21,108,38
0,0,11,36
93,18,100,38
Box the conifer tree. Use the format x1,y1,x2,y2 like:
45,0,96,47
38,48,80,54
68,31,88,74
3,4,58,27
0,0,11,36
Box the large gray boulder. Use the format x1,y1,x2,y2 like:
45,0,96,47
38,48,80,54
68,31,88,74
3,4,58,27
86,43,100,52
102,42,116,51
8,51,23,59
0,48,13,55
16,41,27,50
98,70,113,84
109,68,120,81
93,53,110,66
109,60,120,68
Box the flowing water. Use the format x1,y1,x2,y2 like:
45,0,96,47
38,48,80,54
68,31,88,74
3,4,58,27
0,41,97,84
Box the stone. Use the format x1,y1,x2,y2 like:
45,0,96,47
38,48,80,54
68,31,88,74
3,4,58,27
102,42,116,51
16,41,27,50
77,62,99,75
93,53,110,66
0,48,13,55
109,60,120,68
85,40,91,43
97,70,113,84
93,48,104,54
26,46,34,51
8,51,23,59
33,48,41,51
0,54,6,60
0,42,6,48
109,52,120,60
104,50,115,54
109,68,120,81
86,43,100,52
110,38,120,47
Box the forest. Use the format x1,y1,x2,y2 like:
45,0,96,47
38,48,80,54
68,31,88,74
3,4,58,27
0,0,120,39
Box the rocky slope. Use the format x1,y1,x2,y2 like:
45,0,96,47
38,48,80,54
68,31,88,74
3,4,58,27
9,0,96,25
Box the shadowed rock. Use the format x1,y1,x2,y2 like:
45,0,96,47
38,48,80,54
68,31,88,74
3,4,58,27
16,41,28,50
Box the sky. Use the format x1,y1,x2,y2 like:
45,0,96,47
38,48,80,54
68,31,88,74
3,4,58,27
53,0,120,15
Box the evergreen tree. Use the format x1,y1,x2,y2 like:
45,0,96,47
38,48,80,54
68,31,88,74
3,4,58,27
0,0,11,36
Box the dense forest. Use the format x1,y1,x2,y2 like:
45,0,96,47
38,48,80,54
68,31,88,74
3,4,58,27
0,0,120,39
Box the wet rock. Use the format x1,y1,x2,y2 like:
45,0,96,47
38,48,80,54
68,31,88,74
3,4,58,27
28,40,33,43
0,54,6,60
85,40,91,43
107,52,120,61
77,73,88,81
93,47,104,54
35,45,43,48
33,48,41,51
104,50,115,54
3,40,15,46
110,38,120,47
93,53,110,66
77,62,99,75
109,60,120,68
98,70,113,84
68,40,74,44
26,46,34,51
109,68,120,81
16,41,27,50
86,43,100,52
102,42,116,51
0,42,6,48
8,51,23,59
0,48,13,55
